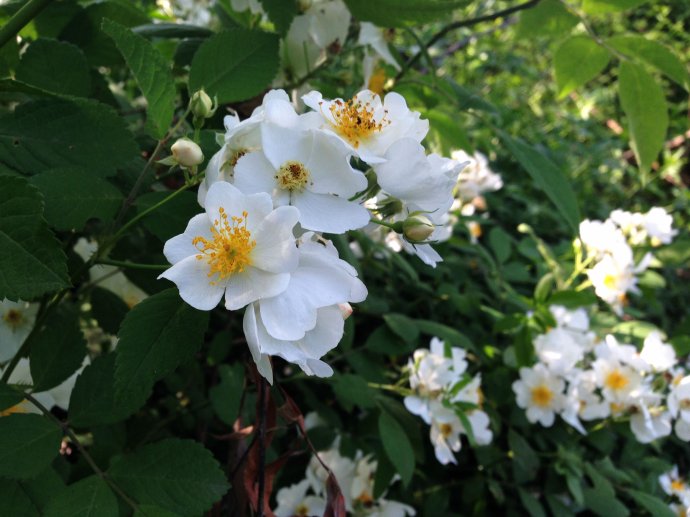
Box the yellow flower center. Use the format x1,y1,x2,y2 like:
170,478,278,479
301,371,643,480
605,369,629,391
295,503,310,516
324,98,389,148
2,309,23,330
0,403,26,417
603,273,618,289
193,208,255,285
439,423,453,438
356,491,375,507
277,161,310,191
672,480,685,492
530,384,554,408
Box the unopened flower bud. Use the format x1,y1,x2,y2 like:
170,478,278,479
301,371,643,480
403,214,434,243
171,138,203,168
338,303,353,320
190,89,216,120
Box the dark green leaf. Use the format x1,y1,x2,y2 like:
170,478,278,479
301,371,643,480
90,287,130,335
415,319,474,350
0,414,61,479
518,488,547,517
102,19,176,139
209,363,245,425
332,374,377,410
132,23,213,39
30,303,86,392
618,61,668,173
44,476,118,517
135,191,200,242
0,468,65,516
608,35,689,90
115,289,209,404
30,168,122,231
499,132,580,233
260,0,298,35
134,506,182,517
554,36,611,98
378,410,415,486
15,38,91,97
583,463,629,517
516,0,578,38
626,489,675,517
0,98,139,177
344,0,470,27
583,0,648,14
108,439,229,515
0,176,69,301
488,227,512,264
189,28,280,104
383,313,419,345
0,382,24,412
508,429,539,483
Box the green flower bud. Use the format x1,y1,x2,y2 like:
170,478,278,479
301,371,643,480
403,214,434,243
190,89,216,120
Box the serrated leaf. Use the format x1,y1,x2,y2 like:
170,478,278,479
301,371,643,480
102,19,176,139
554,36,611,98
0,467,66,516
499,132,580,233
582,0,648,14
0,98,139,177
30,168,123,231
618,61,668,174
29,304,86,392
344,0,470,27
44,476,118,517
114,289,209,405
378,410,414,486
0,176,70,301
108,439,229,515
608,35,689,90
189,28,280,104
15,38,91,97
69,354,146,428
0,414,61,479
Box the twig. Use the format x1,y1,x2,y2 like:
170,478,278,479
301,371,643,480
95,259,168,271
256,377,267,517
0,0,54,49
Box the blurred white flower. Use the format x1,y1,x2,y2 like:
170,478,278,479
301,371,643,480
274,479,326,517
630,397,672,444
643,207,677,246
0,299,38,363
451,150,503,202
512,363,566,427
429,401,463,465
640,331,677,372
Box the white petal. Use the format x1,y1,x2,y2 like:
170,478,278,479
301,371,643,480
224,268,290,310
158,256,225,311
204,182,273,234
251,206,300,273
305,132,366,196
293,190,370,233
163,213,211,264
233,151,279,196
261,123,313,170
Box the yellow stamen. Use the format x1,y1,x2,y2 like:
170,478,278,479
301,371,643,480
0,403,26,417
323,97,389,148
603,274,618,289
439,423,453,438
671,480,685,492
193,208,255,285
295,503,310,516
605,369,629,392
276,161,310,191
530,385,554,408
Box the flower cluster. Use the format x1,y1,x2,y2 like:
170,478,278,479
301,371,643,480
275,441,414,517
162,88,464,382
403,338,493,465
659,466,690,516
579,207,676,314
513,305,689,443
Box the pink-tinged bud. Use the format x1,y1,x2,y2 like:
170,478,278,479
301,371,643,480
338,303,353,320
171,138,203,168
402,214,434,243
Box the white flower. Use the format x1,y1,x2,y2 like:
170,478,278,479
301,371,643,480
302,89,428,164
561,369,610,433
462,409,493,446
549,305,594,345
0,299,38,363
629,394,672,444
534,327,587,376
233,122,369,234
512,363,566,427
306,446,357,510
230,0,264,14
587,246,650,314
640,331,676,372
358,23,400,71
668,376,690,423
429,402,463,465
675,419,690,441
159,182,299,311
451,150,503,202
274,479,326,517
368,499,416,517
591,356,642,406
351,455,377,507
643,207,676,246
579,219,627,258
659,467,690,503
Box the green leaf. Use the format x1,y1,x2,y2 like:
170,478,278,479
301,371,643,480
135,191,200,242
499,132,580,233
554,36,611,98
108,439,229,515
114,289,209,405
134,506,182,517
488,227,512,264
29,168,123,231
414,319,474,350
102,19,176,139
626,489,676,517
0,98,139,177
15,38,91,97
209,363,245,426
44,476,118,517
618,61,668,174
260,0,298,35
0,176,70,301
508,429,539,483
189,28,280,104
30,303,86,392
0,382,24,412
132,23,213,39
378,410,415,486
0,468,66,516
583,463,629,517
582,0,648,14
90,287,130,335
69,354,145,428
333,374,377,410
344,0,471,27
516,0,578,38
0,414,61,479
608,35,689,90
518,488,547,517
383,313,419,345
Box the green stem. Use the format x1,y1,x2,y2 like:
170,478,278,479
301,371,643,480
23,393,140,513
368,382,414,396
95,259,169,271
0,0,54,49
